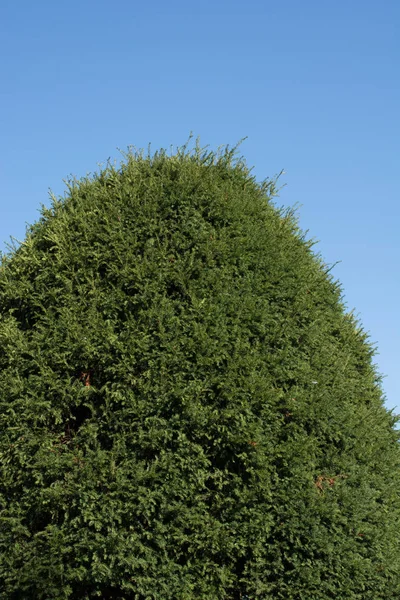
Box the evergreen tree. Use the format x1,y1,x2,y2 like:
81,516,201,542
1,142,399,599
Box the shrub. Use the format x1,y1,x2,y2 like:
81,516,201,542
1,141,399,599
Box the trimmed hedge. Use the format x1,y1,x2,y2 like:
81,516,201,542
1,142,399,599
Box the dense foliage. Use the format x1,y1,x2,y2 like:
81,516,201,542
1,143,399,599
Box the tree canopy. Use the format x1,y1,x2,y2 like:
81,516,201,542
1,142,399,599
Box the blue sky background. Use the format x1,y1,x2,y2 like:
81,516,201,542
1,0,399,414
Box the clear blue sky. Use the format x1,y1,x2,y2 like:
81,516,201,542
1,1,399,413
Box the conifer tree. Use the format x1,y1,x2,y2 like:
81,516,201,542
1,142,399,599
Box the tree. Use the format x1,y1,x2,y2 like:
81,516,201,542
0,141,399,599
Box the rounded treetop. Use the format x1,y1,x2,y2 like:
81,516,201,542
0,142,399,599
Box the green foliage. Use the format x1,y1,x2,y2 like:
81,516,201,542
1,141,399,599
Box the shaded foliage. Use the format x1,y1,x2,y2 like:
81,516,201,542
0,141,399,598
